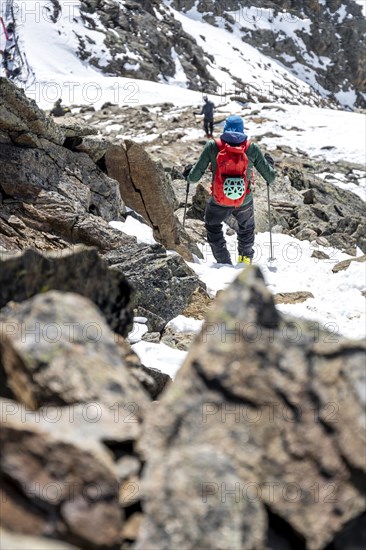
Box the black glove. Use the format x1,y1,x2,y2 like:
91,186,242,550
264,153,274,167
183,164,193,180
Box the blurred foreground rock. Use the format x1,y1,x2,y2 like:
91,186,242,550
0,291,150,410
137,266,366,550
0,399,134,549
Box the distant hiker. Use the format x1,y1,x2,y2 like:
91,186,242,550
195,95,215,137
183,115,276,266
50,98,70,117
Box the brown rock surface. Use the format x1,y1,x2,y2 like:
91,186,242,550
274,291,315,304
105,141,196,261
332,254,366,273
0,400,124,549
0,246,134,337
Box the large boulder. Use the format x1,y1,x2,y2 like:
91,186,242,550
136,266,366,549
0,246,134,336
105,140,198,260
106,243,208,332
0,291,150,410
0,78,125,252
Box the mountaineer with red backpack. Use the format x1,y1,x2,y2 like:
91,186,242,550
183,115,275,266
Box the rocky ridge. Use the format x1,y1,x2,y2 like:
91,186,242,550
0,78,205,332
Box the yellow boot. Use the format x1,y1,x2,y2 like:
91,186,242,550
237,255,252,265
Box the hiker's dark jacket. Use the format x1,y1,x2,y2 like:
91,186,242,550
200,101,215,121
188,138,276,207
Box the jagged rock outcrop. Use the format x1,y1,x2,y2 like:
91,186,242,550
0,80,210,331
0,75,64,146
136,266,366,549
0,399,141,549
0,246,134,336
0,78,125,252
105,140,200,261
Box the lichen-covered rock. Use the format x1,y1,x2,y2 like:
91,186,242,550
0,291,150,410
0,400,125,548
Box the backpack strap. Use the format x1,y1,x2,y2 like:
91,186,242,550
214,138,224,151
216,138,250,151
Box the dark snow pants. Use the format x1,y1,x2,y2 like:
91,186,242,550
204,198,255,264
204,118,213,136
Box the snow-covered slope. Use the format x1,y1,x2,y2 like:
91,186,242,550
120,215,366,378
167,0,366,109
12,0,316,107
4,0,363,109
165,3,325,107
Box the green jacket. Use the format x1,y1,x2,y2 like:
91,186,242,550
188,139,276,206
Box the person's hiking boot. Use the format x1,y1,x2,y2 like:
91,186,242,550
237,255,252,265
214,254,232,266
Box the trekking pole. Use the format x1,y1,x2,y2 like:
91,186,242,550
183,178,190,228
267,183,275,262
0,17,9,41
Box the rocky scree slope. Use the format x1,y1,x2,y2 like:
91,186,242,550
1,262,365,550
0,82,365,550
58,0,216,91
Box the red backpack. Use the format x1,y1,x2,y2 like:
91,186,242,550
212,138,251,207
